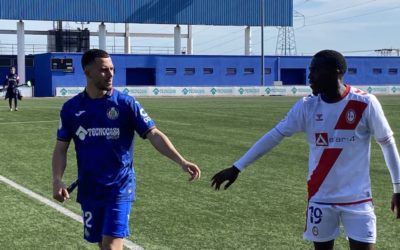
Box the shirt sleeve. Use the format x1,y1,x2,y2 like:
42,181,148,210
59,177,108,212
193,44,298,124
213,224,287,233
233,98,307,171
57,104,73,142
377,136,400,193
234,128,285,171
131,99,156,138
275,98,307,136
368,95,393,142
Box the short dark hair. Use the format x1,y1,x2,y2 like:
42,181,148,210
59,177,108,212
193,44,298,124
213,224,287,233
81,49,110,70
313,50,347,75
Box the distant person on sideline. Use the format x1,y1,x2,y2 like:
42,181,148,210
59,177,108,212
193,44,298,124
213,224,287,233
211,50,400,250
52,49,201,250
3,66,20,111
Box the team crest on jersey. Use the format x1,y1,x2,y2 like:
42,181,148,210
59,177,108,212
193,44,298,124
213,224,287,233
312,226,319,236
315,133,328,146
345,109,356,124
84,228,90,238
107,107,119,120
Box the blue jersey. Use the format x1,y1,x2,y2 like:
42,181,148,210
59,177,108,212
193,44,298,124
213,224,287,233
57,89,155,204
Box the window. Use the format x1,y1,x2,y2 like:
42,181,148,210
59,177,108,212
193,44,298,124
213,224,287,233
264,68,272,75
165,68,176,75
373,68,382,74
203,68,213,75
227,68,237,75
184,68,195,75
348,68,357,74
389,68,398,75
244,68,255,74
0,58,12,67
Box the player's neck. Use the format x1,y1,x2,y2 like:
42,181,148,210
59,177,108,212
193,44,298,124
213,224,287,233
85,84,107,99
321,82,348,102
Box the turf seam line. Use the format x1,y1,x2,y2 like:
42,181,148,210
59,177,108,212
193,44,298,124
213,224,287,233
0,175,144,250
0,120,59,125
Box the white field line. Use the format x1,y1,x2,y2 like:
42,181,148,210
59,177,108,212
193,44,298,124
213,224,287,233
0,175,144,250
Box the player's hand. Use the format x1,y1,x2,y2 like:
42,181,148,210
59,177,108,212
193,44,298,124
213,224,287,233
181,160,201,181
52,179,70,203
211,166,240,190
391,193,400,219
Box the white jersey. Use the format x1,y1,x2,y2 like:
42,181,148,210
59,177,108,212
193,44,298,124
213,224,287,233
276,85,393,204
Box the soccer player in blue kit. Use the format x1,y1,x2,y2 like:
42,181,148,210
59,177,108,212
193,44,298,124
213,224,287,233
3,66,20,111
52,49,201,250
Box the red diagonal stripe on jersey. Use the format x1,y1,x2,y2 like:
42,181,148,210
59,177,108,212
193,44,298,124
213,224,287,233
334,100,367,130
307,148,342,200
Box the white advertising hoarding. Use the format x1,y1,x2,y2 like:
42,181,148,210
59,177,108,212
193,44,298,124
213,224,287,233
55,86,400,97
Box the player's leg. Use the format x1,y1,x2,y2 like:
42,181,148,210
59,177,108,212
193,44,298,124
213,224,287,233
14,96,18,111
101,236,124,250
8,97,12,110
101,201,132,250
303,202,340,249
340,202,376,250
348,238,374,250
314,240,334,250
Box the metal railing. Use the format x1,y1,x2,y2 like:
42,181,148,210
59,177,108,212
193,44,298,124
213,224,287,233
0,43,184,55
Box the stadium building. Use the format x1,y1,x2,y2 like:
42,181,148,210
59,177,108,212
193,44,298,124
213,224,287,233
0,0,399,97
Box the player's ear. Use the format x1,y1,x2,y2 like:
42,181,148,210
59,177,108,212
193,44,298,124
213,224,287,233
84,67,91,77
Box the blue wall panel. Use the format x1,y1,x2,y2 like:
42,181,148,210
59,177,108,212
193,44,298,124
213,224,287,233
6,53,400,97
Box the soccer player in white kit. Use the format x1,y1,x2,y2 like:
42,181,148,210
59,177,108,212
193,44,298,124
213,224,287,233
211,50,400,250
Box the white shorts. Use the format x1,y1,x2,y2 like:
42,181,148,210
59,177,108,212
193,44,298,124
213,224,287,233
303,201,376,243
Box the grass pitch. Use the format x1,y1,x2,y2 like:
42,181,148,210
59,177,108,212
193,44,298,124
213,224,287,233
1,96,400,249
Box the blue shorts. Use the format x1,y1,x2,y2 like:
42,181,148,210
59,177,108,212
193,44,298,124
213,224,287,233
81,201,132,243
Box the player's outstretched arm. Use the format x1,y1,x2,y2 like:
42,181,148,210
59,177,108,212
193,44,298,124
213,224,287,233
377,135,400,218
211,166,240,190
52,140,70,202
146,128,201,181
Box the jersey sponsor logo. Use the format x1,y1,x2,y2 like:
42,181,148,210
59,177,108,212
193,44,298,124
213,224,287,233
58,118,63,130
76,126,88,140
139,107,153,123
75,110,86,117
315,133,328,146
335,100,367,130
75,126,120,141
315,133,355,146
107,107,119,120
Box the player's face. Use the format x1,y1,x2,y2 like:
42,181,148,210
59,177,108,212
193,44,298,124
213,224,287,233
86,57,114,91
308,57,338,95
10,67,15,74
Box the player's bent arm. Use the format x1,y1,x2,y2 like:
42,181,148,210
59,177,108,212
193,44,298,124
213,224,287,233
234,128,285,171
377,135,400,193
146,128,201,180
52,140,70,202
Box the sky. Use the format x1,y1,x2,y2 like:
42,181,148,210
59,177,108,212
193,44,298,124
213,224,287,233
0,0,399,56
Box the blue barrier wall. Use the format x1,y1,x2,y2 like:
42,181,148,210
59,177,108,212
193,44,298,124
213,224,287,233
2,53,400,97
